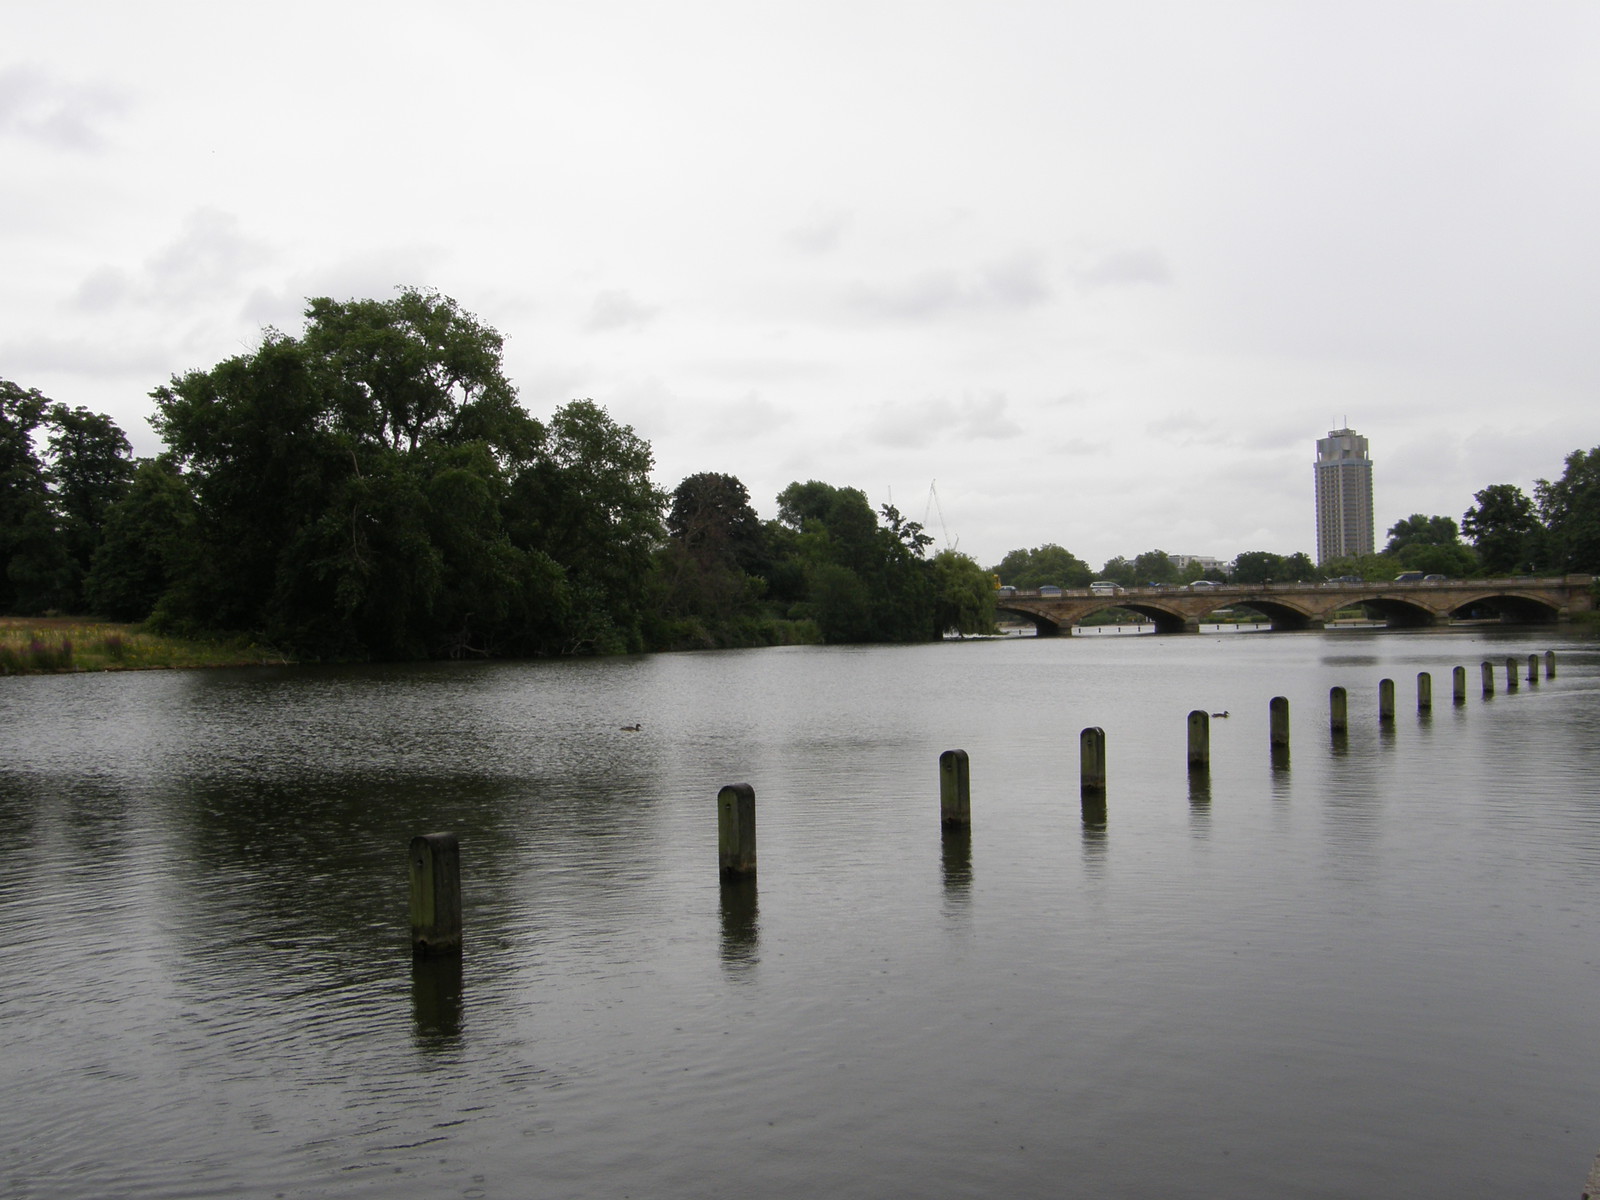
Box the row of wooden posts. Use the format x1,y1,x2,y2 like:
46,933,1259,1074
409,650,1557,956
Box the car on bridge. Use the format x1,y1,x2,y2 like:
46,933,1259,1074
1089,581,1124,595
1039,585,1062,596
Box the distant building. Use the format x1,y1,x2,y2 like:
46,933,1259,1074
1314,427,1374,564
1170,554,1225,574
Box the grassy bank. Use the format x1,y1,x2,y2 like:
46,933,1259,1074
0,617,288,675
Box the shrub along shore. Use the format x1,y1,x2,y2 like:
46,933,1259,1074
0,617,286,675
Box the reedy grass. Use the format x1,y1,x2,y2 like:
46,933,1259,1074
0,618,287,674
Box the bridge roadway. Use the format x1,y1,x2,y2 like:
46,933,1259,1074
997,575,1595,637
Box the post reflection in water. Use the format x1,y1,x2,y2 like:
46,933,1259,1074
940,825,972,912
410,954,463,1049
718,875,759,973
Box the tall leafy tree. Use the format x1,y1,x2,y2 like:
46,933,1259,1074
1385,513,1461,556
1462,483,1541,574
1535,449,1600,574
992,544,1091,589
1,379,71,612
85,457,196,621
508,399,664,654
149,289,613,658
45,403,136,607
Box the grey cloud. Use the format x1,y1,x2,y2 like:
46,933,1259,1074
0,66,127,150
72,208,278,316
71,266,133,312
1,334,169,378
788,210,852,255
848,254,1052,322
146,209,272,303
864,392,1025,449
1073,248,1172,291
586,289,660,332
705,394,795,441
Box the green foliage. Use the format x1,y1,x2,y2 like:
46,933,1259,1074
1230,550,1320,583
146,290,663,658
1131,549,1178,585
991,544,1092,589
1384,513,1461,555
1,379,72,612
85,457,196,621
1535,447,1600,574
760,480,942,643
1462,483,1542,574
1394,541,1477,577
930,549,996,636
1320,552,1401,582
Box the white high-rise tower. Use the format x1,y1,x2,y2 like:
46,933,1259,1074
1314,427,1374,565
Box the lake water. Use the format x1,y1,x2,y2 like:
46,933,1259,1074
3,627,1598,1199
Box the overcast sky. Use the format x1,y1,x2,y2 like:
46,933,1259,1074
5,1,1598,569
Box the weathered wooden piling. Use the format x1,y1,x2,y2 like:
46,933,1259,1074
1505,656,1518,692
1545,649,1556,679
1527,654,1539,684
1417,672,1432,713
718,783,757,876
1481,660,1495,697
1329,686,1348,735
939,749,971,826
1452,665,1467,704
1080,726,1107,794
1269,696,1290,747
1378,678,1395,723
1186,710,1210,772
409,833,462,957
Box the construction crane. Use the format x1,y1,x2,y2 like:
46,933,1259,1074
922,480,955,551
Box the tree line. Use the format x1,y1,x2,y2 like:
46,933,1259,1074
1,289,996,658
990,464,1600,590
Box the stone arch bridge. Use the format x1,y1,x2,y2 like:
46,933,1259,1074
997,576,1594,637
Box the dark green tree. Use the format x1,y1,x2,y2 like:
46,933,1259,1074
930,548,996,635
1537,448,1600,574
991,544,1091,589
0,378,71,612
1280,552,1319,582
1384,513,1462,556
1131,549,1177,585
1230,550,1286,585
85,457,196,621
1462,483,1541,574
508,399,665,654
44,403,135,607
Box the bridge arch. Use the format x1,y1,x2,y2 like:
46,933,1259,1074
1446,590,1562,624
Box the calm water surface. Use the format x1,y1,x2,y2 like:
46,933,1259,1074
3,627,1598,1199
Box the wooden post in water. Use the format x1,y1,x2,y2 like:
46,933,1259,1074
1186,710,1210,772
1481,661,1495,697
1545,650,1556,679
1269,696,1290,748
1416,672,1432,713
1505,657,1518,692
409,833,462,957
1329,686,1348,735
1080,726,1107,794
1378,678,1395,723
1527,654,1539,684
939,749,971,827
1452,665,1467,704
718,783,757,876
1080,726,1107,827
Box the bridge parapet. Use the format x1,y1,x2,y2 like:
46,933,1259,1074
994,575,1592,636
